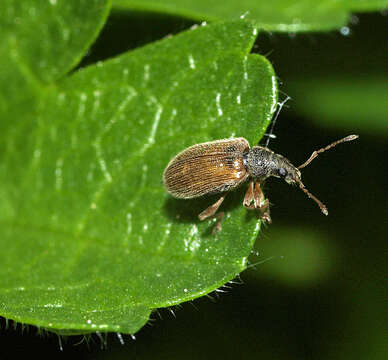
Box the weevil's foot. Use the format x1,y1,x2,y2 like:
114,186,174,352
211,212,225,235
259,199,272,224
261,211,272,224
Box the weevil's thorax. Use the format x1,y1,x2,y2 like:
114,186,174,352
245,146,301,184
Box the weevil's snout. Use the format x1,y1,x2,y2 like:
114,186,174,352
285,168,301,185
274,159,301,186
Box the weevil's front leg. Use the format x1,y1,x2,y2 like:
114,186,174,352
198,193,227,221
244,181,271,223
243,180,255,209
253,182,271,224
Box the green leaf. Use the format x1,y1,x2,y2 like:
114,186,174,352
0,0,112,84
286,75,388,135
113,0,388,32
0,7,277,335
0,0,112,151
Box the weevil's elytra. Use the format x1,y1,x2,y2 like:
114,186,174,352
163,135,359,227
163,138,250,199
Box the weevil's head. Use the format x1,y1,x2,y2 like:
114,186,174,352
246,146,328,215
246,146,301,184
245,134,359,216
272,155,302,185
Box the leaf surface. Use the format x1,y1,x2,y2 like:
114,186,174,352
0,0,112,84
0,4,277,334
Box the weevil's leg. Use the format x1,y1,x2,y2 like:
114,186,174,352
253,182,272,224
243,180,255,209
198,193,227,221
212,212,225,234
262,200,271,223
252,181,265,208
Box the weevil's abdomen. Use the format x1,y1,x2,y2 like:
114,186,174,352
163,138,250,199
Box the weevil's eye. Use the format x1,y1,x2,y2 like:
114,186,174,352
278,167,287,177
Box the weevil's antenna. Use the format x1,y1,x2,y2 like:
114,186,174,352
298,135,359,169
264,95,291,148
295,178,328,216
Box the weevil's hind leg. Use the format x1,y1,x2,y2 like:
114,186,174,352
198,194,227,234
198,193,227,221
212,212,225,235
253,182,272,224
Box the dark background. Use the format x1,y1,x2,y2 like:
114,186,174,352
1,10,387,360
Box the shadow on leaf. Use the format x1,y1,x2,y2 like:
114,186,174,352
163,186,254,225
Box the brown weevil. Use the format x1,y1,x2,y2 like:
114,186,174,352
163,135,358,225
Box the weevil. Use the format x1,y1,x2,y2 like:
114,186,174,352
163,135,358,225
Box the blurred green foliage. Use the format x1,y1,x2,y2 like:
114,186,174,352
114,0,388,31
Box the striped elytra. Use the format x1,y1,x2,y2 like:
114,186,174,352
163,138,250,199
